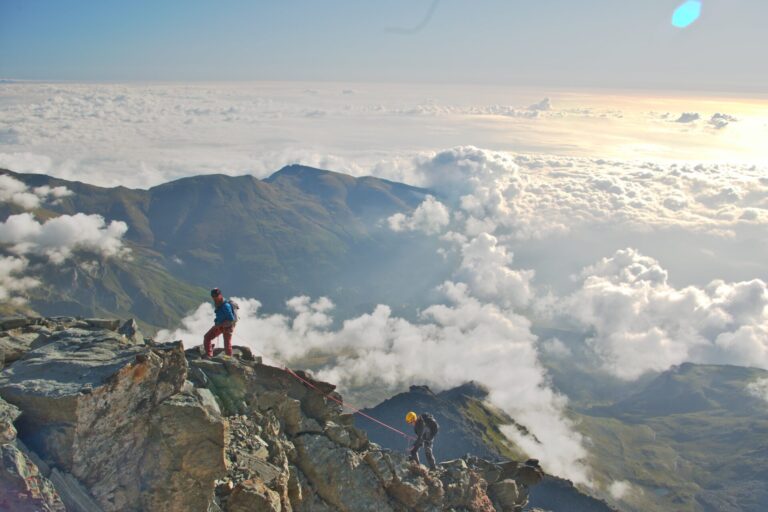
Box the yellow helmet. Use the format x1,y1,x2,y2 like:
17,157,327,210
405,411,418,424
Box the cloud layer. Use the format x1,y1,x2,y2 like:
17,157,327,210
0,174,71,209
0,255,40,302
0,212,129,264
1,83,764,188
747,378,768,404
389,147,768,241
565,248,768,379
387,195,449,235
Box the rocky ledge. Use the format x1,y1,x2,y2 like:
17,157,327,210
0,316,544,511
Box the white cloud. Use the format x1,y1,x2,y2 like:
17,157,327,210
387,147,540,238
1,82,765,490
608,480,633,500
455,233,533,308
389,147,768,243
0,255,40,302
564,248,768,379
158,285,590,485
0,179,117,300
387,195,450,235
381,148,768,375
576,248,668,286
0,212,129,264
3,83,763,190
386,151,534,308
0,175,41,209
0,152,54,174
33,184,72,199
708,113,738,129
539,338,572,358
747,378,768,404
528,97,552,111
675,112,700,123
0,174,72,209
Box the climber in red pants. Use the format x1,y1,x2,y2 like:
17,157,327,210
203,288,237,357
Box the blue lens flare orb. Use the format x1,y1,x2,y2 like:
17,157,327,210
672,0,702,28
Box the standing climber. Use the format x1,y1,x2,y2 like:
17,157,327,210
406,411,439,470
203,288,237,357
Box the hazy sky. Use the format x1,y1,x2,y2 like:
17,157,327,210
1,0,766,91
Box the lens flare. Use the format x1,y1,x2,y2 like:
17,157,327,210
672,0,702,28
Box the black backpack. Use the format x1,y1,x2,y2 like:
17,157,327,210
422,413,439,435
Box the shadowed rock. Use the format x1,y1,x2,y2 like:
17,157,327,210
1,396,65,511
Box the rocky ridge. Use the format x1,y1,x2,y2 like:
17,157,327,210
0,316,544,511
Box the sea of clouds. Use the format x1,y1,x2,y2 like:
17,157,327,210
2,81,765,188
2,81,767,487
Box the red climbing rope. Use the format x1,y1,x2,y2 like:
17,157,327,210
218,332,415,442
282,366,415,441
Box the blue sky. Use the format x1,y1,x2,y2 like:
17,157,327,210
1,0,765,90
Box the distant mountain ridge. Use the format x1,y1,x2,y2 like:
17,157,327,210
1,166,450,330
576,363,768,512
592,362,768,418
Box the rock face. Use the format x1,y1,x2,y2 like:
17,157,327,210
1,395,65,511
0,317,225,512
0,317,545,511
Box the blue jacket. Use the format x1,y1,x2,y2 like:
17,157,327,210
214,301,236,325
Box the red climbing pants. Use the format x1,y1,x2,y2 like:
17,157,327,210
203,324,233,356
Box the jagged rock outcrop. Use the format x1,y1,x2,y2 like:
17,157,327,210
0,317,144,368
0,317,544,511
0,316,225,512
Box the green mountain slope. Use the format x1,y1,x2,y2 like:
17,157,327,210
577,363,768,512
26,249,206,331
2,166,449,328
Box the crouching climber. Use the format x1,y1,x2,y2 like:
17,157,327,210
406,411,439,470
203,288,238,357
